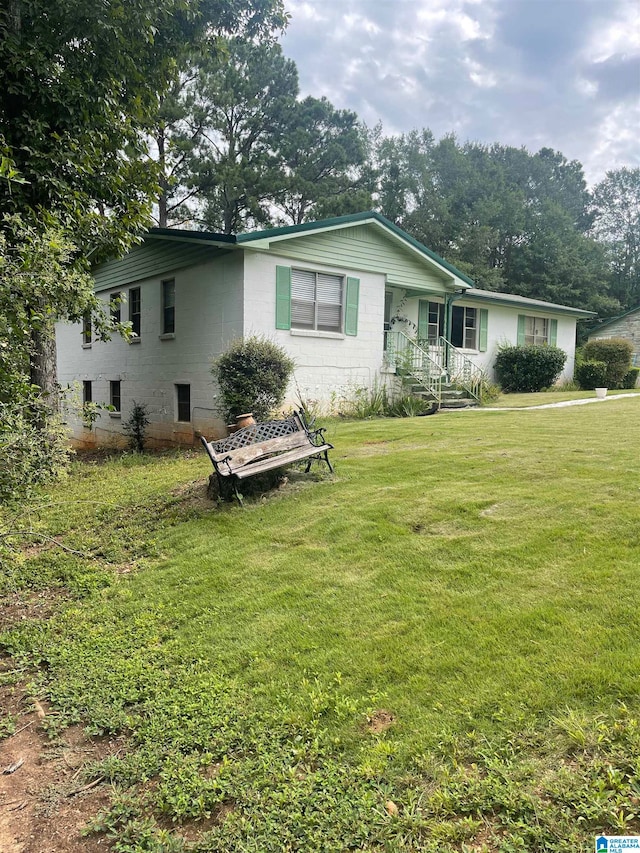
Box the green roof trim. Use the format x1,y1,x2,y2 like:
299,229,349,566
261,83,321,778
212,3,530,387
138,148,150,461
147,227,236,246
588,304,640,333
236,211,476,288
463,288,596,317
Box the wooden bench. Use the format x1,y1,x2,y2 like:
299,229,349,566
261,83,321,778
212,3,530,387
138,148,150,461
201,411,333,504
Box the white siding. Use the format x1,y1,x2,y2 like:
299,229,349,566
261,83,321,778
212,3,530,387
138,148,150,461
243,250,386,411
57,253,244,447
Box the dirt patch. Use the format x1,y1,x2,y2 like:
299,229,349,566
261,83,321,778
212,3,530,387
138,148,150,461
0,680,123,853
0,590,69,633
366,709,396,734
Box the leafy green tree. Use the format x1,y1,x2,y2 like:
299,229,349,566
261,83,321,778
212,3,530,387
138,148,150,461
0,0,285,499
375,132,612,311
274,96,373,225
171,38,298,233
593,167,640,310
0,0,287,387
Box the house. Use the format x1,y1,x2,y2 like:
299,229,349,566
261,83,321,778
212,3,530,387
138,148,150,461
587,305,640,366
56,211,594,447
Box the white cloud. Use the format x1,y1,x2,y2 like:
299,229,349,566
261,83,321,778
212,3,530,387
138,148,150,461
281,0,640,183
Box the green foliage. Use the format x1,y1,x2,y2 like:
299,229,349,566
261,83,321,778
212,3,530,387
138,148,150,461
123,401,151,453
374,133,617,314
593,167,640,310
582,338,633,388
495,345,567,393
161,42,371,231
337,382,437,419
575,360,609,390
0,0,286,255
623,366,640,389
212,335,295,423
0,393,70,505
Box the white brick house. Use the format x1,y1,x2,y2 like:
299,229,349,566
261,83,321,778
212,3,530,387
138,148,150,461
56,212,594,447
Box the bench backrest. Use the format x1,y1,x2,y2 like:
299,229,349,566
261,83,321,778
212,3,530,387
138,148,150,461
201,412,311,475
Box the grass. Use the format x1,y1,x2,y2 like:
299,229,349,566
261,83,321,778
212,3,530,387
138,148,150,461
487,387,639,408
1,399,640,851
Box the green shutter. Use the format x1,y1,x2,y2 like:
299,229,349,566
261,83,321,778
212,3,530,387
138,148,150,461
418,301,429,341
517,314,526,346
549,318,558,346
345,277,359,336
275,266,291,330
479,308,488,352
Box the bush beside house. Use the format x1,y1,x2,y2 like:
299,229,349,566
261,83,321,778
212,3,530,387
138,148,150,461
212,336,295,424
495,345,567,393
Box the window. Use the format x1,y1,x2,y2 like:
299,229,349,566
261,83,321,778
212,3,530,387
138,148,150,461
110,380,121,413
82,380,92,404
129,287,141,338
176,384,190,422
428,302,443,343
383,291,393,350
110,292,121,324
162,279,175,335
82,313,92,345
451,306,477,349
524,315,549,346
291,269,343,332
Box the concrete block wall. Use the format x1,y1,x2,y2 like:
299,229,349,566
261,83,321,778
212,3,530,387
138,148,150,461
243,250,388,413
57,253,244,447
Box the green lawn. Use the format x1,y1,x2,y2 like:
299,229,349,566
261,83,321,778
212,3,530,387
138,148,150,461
487,387,640,408
2,398,640,852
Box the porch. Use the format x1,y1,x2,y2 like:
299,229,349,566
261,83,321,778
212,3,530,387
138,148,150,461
383,331,484,407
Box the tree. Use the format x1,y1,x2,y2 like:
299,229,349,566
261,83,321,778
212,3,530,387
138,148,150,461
374,132,612,311
0,0,287,376
593,168,640,310
170,38,298,233
274,97,373,225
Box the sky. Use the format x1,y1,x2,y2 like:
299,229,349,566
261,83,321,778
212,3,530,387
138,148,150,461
280,0,640,185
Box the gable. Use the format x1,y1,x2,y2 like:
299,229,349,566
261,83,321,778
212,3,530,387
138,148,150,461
243,223,454,295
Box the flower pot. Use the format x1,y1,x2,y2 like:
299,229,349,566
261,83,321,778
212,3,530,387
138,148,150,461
235,412,256,429
595,387,608,399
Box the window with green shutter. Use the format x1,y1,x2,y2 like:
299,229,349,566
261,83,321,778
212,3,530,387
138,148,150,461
276,266,359,335
518,314,553,346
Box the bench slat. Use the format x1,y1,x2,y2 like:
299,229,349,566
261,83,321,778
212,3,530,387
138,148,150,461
210,431,309,471
233,444,333,479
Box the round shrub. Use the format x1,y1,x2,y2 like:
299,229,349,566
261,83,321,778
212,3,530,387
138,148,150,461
575,360,608,390
582,338,633,388
494,345,567,393
212,336,295,424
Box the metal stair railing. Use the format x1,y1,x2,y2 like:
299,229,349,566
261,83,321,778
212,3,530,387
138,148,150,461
385,331,443,402
438,336,483,401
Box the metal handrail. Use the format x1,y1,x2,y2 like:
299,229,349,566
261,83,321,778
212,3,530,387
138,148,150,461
385,331,443,402
438,336,483,401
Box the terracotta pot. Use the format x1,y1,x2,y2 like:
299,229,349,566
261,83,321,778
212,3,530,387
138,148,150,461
235,412,256,429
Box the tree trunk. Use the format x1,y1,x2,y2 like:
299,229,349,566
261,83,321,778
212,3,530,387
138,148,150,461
157,126,168,227
30,321,59,411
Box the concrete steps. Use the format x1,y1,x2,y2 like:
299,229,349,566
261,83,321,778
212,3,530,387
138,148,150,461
408,382,479,409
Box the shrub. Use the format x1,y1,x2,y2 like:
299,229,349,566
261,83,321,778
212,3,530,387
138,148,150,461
212,336,295,424
575,360,608,390
622,366,640,389
494,345,567,393
123,401,150,452
582,338,633,388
